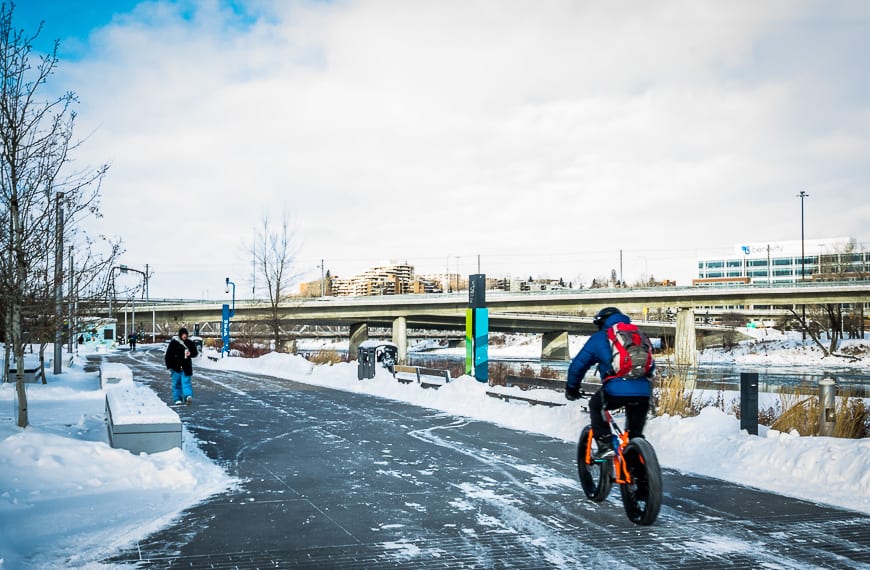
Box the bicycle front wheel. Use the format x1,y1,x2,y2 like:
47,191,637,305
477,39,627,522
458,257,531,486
577,425,612,502
619,437,663,525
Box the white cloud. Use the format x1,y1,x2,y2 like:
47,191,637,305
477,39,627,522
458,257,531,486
44,0,870,296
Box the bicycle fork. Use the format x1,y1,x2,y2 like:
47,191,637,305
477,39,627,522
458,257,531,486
585,411,634,485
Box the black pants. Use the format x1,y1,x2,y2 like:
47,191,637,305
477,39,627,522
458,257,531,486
589,389,649,440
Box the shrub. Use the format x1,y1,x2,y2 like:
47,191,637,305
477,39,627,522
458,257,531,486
653,372,703,417
539,366,562,379
307,350,343,366
487,362,511,386
768,385,869,438
232,342,271,359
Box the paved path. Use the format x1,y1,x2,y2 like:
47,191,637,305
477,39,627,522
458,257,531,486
101,348,870,569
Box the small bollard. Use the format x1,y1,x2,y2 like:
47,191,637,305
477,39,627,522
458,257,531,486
818,378,836,437
740,372,759,436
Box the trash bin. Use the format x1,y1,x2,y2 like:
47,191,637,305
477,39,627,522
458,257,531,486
357,342,377,380
357,341,399,379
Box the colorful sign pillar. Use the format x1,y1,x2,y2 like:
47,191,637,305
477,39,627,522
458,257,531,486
222,277,236,357
465,274,488,382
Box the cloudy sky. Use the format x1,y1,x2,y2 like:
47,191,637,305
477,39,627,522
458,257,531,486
14,0,870,299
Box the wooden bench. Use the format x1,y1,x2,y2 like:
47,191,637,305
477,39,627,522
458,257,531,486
393,365,451,389
106,384,182,454
486,375,600,407
394,365,420,384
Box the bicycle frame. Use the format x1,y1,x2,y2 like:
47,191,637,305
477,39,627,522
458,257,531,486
583,410,633,484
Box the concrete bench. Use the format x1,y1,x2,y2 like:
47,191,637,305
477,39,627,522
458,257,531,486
4,354,45,383
100,362,133,389
393,365,451,389
485,375,600,408
106,384,181,454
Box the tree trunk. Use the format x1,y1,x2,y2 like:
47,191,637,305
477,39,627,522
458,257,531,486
13,302,27,427
39,342,48,384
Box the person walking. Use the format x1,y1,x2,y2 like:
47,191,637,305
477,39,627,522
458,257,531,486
128,331,137,351
165,327,198,405
565,307,655,458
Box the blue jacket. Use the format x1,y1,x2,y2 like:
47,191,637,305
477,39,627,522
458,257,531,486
566,312,654,397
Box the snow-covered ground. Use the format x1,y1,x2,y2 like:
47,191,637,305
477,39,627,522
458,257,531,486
1,331,869,568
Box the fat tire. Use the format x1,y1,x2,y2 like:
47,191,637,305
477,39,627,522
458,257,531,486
577,425,612,502
619,437,663,525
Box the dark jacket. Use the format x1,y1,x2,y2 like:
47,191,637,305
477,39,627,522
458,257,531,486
165,336,198,375
566,313,654,397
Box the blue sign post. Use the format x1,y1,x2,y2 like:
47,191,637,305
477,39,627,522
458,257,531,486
467,274,488,382
222,277,236,357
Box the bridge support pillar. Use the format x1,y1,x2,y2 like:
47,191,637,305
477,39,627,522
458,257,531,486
541,331,570,361
392,317,407,365
674,308,698,385
349,322,368,361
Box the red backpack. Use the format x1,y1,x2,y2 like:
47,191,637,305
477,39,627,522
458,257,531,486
605,322,654,380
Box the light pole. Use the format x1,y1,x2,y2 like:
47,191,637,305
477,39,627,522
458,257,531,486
798,191,809,281
798,191,809,340
318,259,325,297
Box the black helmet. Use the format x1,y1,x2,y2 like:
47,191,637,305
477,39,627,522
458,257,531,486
593,307,622,330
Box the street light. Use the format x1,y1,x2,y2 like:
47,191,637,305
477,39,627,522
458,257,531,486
797,190,809,340
317,260,325,297
798,191,809,281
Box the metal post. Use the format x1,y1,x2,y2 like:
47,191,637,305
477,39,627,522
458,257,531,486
68,246,74,351
53,192,64,375
798,191,809,340
740,372,759,435
819,377,836,436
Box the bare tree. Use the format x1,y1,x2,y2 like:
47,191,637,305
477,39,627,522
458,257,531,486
0,4,115,427
253,211,299,351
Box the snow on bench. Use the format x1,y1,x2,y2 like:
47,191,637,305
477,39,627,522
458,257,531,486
100,362,133,389
106,384,181,454
393,365,451,389
5,354,44,383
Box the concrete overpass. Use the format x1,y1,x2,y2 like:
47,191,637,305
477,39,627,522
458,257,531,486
111,281,869,366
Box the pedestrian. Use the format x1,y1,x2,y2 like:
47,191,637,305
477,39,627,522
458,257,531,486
128,331,137,351
165,327,198,405
565,307,655,459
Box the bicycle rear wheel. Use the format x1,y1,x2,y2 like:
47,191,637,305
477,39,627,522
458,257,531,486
577,425,612,502
619,437,663,525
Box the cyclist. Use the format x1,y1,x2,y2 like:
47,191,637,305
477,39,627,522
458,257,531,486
565,307,654,458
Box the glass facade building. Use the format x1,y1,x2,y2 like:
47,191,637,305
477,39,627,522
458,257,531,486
695,237,869,286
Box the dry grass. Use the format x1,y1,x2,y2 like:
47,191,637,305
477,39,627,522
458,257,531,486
653,373,703,417
767,385,868,438
539,366,562,379
833,397,868,438
306,350,344,366
232,342,272,359
487,362,511,386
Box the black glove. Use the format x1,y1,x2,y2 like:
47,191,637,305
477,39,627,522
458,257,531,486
565,385,581,401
